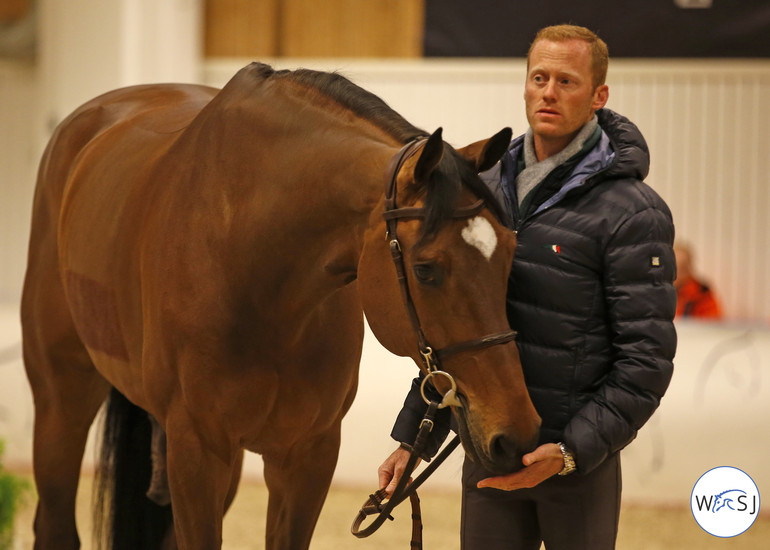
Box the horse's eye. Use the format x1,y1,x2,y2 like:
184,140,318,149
413,263,443,286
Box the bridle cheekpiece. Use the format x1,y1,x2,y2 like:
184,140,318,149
381,138,517,409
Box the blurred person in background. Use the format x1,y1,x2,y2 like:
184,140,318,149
674,241,722,319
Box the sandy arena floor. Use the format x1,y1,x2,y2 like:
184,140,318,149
12,474,770,549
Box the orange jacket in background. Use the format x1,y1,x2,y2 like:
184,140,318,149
676,278,722,319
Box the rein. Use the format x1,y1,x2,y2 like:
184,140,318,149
351,139,518,546
351,401,461,542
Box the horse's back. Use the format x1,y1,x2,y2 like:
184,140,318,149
22,83,218,367
33,83,217,216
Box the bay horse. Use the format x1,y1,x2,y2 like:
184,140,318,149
21,62,540,550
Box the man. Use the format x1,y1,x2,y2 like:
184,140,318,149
378,24,677,549
674,241,722,319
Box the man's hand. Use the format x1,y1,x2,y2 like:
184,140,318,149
476,443,565,491
378,446,420,497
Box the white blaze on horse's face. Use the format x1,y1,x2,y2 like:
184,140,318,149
461,216,497,261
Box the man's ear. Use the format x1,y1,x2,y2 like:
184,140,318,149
456,127,513,172
592,84,609,112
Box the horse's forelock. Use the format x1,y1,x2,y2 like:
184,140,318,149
418,149,461,244
417,146,505,245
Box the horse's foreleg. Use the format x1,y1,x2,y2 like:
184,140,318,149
262,425,342,550
25,346,109,549
164,411,236,550
224,448,244,513
22,222,114,549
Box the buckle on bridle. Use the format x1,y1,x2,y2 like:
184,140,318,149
419,346,437,372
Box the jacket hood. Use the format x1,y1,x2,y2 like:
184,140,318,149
597,108,650,181
483,108,652,225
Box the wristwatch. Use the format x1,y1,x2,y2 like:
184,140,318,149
557,442,577,476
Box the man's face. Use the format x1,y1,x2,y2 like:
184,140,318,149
524,39,609,159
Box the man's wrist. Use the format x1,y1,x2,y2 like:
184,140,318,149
557,442,577,476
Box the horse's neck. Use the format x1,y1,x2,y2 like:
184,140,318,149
159,84,401,308
265,136,395,285
229,136,396,340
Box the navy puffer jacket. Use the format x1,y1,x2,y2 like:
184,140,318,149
391,109,676,475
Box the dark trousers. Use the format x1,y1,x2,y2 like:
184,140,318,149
461,452,622,550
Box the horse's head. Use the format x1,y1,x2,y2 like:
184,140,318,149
358,128,541,474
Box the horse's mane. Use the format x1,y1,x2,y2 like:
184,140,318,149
251,63,506,240
252,62,426,144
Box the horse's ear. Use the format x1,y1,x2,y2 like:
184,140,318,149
413,128,444,184
457,127,513,172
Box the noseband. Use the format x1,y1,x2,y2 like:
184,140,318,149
382,138,517,408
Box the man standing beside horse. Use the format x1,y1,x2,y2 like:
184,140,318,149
378,24,676,549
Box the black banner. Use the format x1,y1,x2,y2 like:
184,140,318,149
424,0,770,58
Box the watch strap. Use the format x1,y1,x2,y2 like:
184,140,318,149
557,442,576,476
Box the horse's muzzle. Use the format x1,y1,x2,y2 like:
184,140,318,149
454,398,541,475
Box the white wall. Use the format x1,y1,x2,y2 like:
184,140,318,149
38,0,202,124
0,59,38,304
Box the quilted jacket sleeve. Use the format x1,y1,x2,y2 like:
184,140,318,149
563,201,677,474
390,375,453,458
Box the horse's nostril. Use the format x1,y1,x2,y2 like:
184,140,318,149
489,433,523,472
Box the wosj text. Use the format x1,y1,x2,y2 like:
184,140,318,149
694,490,758,515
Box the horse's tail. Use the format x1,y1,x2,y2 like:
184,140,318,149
94,388,174,550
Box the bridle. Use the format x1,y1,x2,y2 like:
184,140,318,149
351,138,519,542
382,138,517,409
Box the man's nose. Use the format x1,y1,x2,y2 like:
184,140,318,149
543,80,557,100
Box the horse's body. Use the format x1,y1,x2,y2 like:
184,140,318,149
21,63,540,550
